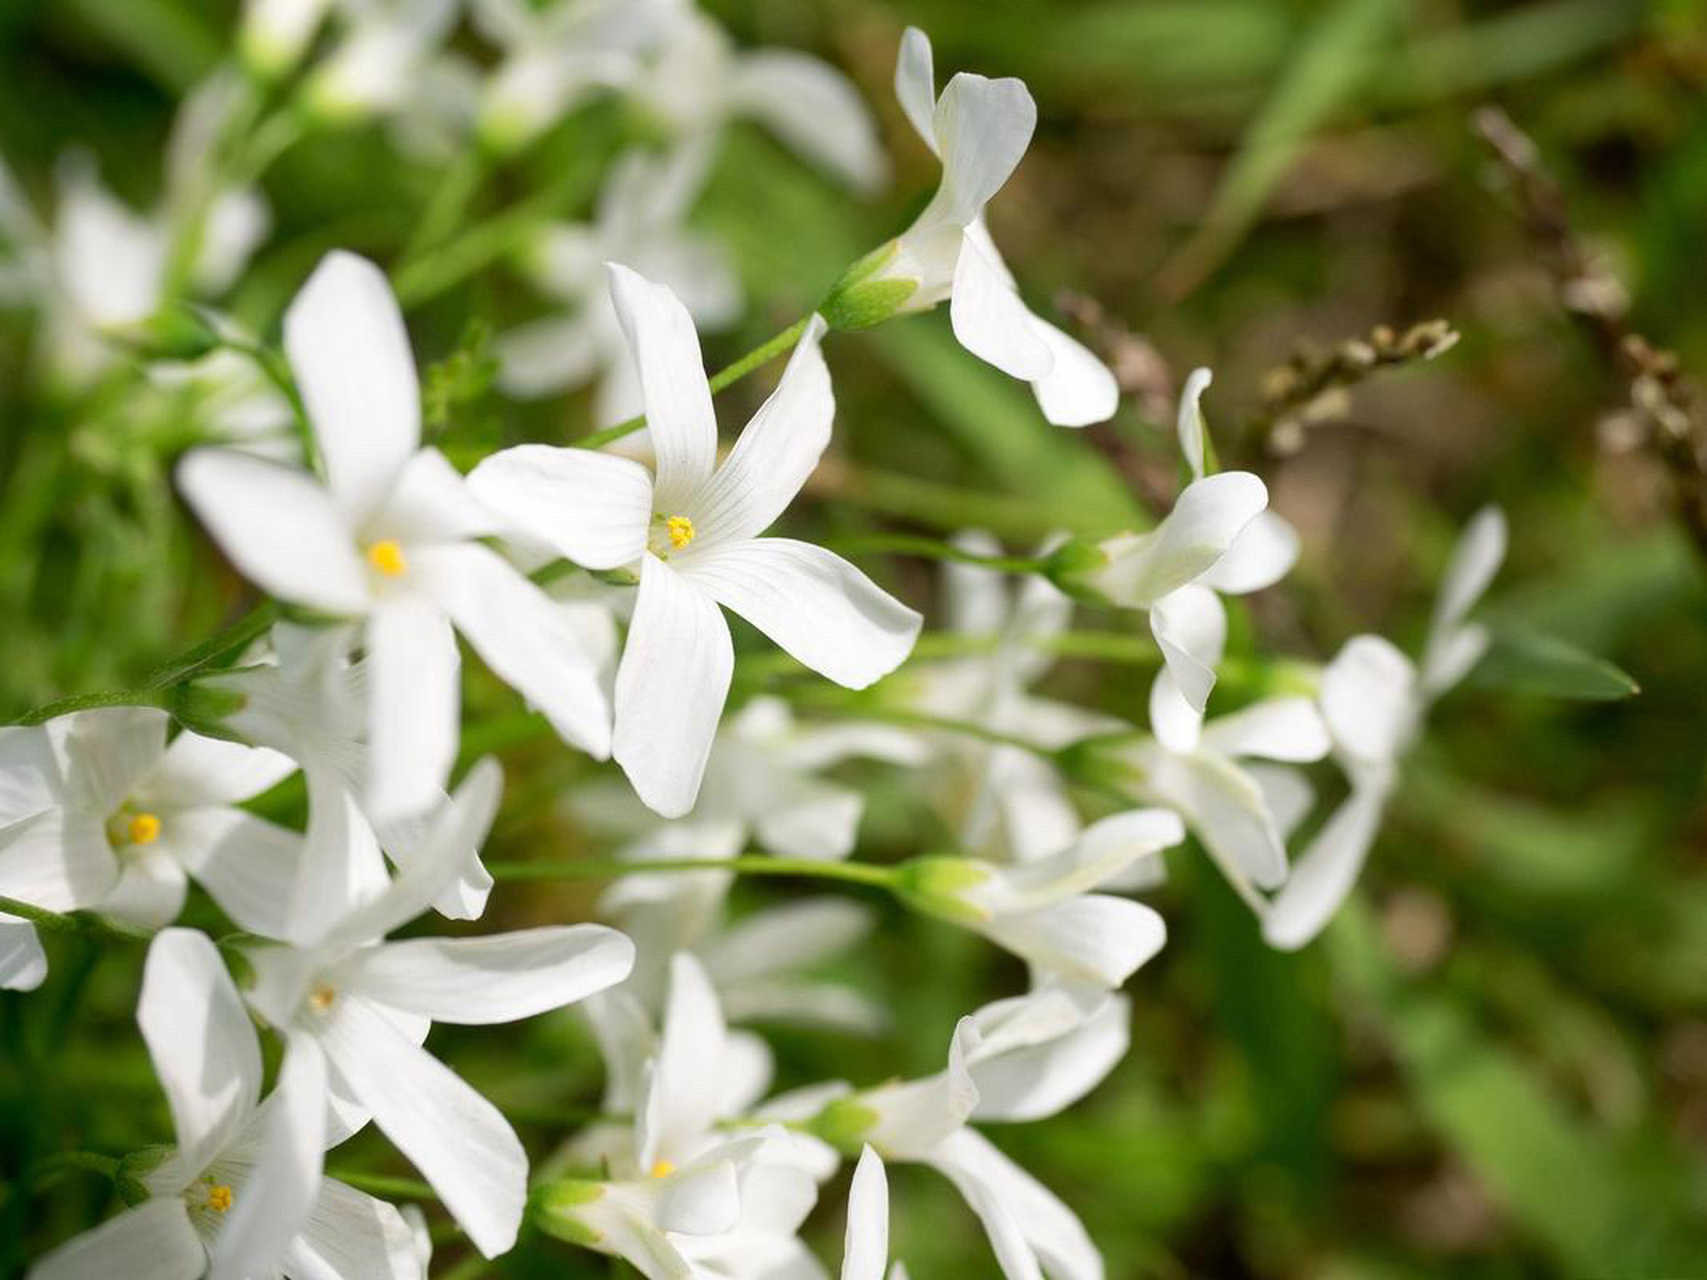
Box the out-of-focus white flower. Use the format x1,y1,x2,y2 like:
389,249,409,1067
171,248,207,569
1262,507,1507,949
809,985,1129,1280
629,3,888,194
31,928,421,1280
303,0,461,122
145,347,297,459
898,809,1181,988
239,0,337,79
239,760,636,1259
0,707,300,935
1145,369,1302,753
546,954,830,1278
842,27,1115,427
496,142,741,417
178,251,612,821
468,265,920,818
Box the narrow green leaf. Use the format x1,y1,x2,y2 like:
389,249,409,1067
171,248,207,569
1468,627,1640,701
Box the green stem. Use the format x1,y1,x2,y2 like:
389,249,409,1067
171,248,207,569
785,696,1062,760
822,533,1047,574
0,896,149,943
28,1150,120,1186
576,316,814,451
401,148,487,265
818,463,1106,540
328,1170,438,1201
487,854,898,889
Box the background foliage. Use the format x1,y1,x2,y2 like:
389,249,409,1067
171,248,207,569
2,0,1706,1276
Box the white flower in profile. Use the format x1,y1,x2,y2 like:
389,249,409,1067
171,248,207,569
853,27,1116,427
629,2,889,194
1144,369,1302,754
471,0,678,153
178,250,612,821
496,142,741,414
817,985,1130,1280
468,264,921,817
1262,506,1507,950
31,928,421,1280
238,759,637,1260
547,953,830,1278
900,809,1182,989
0,707,302,936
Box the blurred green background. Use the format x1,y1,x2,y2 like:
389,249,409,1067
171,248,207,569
3,0,1707,1276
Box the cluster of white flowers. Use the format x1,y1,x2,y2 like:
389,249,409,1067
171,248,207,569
0,7,1518,1278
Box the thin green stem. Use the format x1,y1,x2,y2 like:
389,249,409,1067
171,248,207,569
576,316,814,451
785,696,1062,760
401,148,487,265
822,533,1047,574
30,1151,120,1183
0,896,148,943
488,854,897,889
328,1170,438,1201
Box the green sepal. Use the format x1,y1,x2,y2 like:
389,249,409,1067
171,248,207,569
893,856,991,926
805,1097,882,1154
531,1178,607,1248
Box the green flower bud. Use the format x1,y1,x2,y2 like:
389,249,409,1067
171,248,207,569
892,856,992,926
532,1178,607,1248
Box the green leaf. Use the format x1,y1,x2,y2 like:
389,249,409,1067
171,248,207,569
1467,628,1640,701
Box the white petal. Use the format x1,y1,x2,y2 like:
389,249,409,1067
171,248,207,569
605,263,717,510
0,725,63,821
1430,505,1506,640
613,555,733,819
95,852,187,930
366,598,459,823
371,447,498,545
140,731,295,808
968,991,1129,1122
291,767,389,946
865,1018,981,1160
138,928,261,1170
687,315,831,545
1197,510,1299,594
0,810,118,911
983,808,1185,909
1262,779,1392,951
494,310,605,398
284,251,420,519
1147,584,1227,750
1198,697,1331,763
1320,635,1418,766
894,27,938,152
349,925,633,1024
320,993,526,1257
1028,315,1118,428
930,1128,1101,1280
29,1199,203,1280
932,73,1036,228
684,538,921,690
1137,746,1287,891
641,953,728,1168
52,706,169,814
983,894,1165,988
177,449,369,615
730,51,888,192
925,1133,1042,1280
950,231,1052,382
415,542,612,759
466,444,651,570
286,1177,423,1280
753,778,863,862
209,1033,328,1280
700,898,875,986
1244,763,1316,841
0,920,46,990
842,1146,889,1280
1090,472,1268,608
656,1161,742,1236
1175,367,1212,479
173,809,307,939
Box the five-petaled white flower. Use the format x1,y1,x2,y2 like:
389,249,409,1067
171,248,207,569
856,27,1117,427
32,928,421,1280
469,263,921,817
178,250,612,822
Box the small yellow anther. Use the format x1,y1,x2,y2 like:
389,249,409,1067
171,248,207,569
308,982,337,1013
207,1183,233,1213
367,539,408,577
127,812,162,846
649,1159,676,1179
664,516,695,551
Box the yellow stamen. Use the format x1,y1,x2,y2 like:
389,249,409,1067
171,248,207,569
127,812,162,846
649,1159,675,1179
308,982,337,1013
664,516,695,550
367,539,408,577
207,1183,233,1213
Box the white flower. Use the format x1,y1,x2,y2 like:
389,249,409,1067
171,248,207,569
178,250,612,821
548,953,830,1279
239,759,637,1259
0,707,301,935
468,264,921,817
823,986,1130,1280
303,0,461,121
1145,369,1301,752
239,0,336,78
31,928,421,1280
899,809,1182,988
629,4,888,194
840,1146,896,1280
1262,506,1507,949
496,142,741,413
859,27,1117,427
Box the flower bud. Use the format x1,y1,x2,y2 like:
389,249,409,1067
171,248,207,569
532,1179,607,1248
820,243,919,333
892,856,992,926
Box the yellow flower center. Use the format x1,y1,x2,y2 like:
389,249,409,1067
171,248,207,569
206,1183,234,1213
649,1159,676,1179
308,982,337,1013
127,812,162,846
664,516,695,550
367,539,408,577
